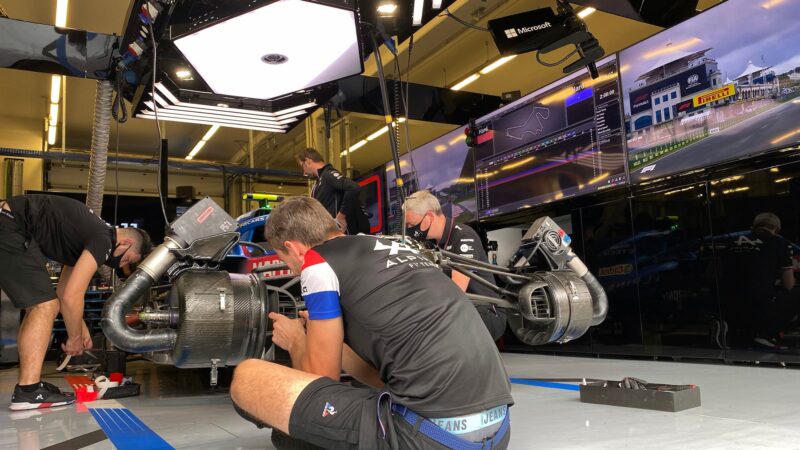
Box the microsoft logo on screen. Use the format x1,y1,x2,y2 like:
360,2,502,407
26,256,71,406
505,28,518,38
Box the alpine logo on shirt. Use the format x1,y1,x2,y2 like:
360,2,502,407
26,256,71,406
322,402,337,417
373,239,437,269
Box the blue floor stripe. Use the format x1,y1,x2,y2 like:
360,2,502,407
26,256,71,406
510,378,581,391
90,408,174,450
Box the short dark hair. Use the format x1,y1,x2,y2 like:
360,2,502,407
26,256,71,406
264,197,339,251
120,228,153,256
295,148,324,165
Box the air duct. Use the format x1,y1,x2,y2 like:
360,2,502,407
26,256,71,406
101,198,239,353
86,80,114,216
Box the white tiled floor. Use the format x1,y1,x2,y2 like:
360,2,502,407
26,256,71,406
1,354,799,449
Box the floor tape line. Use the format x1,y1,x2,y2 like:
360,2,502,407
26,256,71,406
509,378,581,391
40,429,108,450
89,407,174,450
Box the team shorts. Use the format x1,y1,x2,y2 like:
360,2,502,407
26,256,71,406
0,212,56,309
288,377,510,450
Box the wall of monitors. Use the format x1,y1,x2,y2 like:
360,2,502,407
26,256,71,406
621,0,800,182
474,55,628,219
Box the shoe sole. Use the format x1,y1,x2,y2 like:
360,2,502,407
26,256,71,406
8,399,75,411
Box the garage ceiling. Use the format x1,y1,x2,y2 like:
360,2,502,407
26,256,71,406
0,0,723,177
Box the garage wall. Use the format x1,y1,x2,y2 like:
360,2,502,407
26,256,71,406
48,164,309,217
0,115,44,195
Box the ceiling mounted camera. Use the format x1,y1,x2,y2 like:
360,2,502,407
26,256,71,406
487,0,605,78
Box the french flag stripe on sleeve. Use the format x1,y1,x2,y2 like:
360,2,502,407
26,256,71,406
301,250,342,320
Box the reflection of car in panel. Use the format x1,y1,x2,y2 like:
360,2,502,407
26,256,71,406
593,225,800,298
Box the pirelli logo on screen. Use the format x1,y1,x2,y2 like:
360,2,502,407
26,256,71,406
693,84,736,108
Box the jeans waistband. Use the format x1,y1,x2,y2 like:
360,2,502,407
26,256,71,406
426,405,507,436
391,403,510,450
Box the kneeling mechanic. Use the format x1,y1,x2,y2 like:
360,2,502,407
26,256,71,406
231,197,513,449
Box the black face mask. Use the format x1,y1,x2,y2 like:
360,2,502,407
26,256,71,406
105,244,129,269
406,215,430,241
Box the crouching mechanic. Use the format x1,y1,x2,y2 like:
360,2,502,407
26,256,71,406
231,197,513,449
0,194,151,410
403,190,508,341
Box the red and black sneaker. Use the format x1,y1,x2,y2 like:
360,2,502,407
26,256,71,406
9,381,75,411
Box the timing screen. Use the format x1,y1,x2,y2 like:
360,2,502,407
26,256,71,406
476,58,627,218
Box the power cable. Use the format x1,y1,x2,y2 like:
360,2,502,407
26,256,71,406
111,72,128,124
536,48,580,67
147,22,169,226
441,8,490,32
114,119,120,226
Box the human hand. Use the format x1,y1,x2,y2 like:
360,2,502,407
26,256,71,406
269,312,307,352
335,212,347,232
61,335,86,357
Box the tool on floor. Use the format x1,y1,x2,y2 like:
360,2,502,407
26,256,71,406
579,377,701,412
512,376,701,412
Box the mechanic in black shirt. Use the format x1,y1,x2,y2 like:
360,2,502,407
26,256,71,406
721,212,799,349
296,148,369,235
403,190,508,341
0,194,152,410
230,197,512,449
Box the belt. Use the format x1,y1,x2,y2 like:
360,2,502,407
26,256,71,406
391,404,510,450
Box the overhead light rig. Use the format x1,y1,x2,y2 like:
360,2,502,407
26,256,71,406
117,0,362,133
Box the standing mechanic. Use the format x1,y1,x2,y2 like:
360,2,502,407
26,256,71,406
231,197,513,449
403,190,508,341
296,148,369,235
720,212,800,349
0,194,151,411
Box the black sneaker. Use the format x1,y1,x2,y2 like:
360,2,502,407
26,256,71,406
9,382,75,411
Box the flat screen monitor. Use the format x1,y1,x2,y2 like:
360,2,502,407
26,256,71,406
474,55,627,219
621,0,800,182
384,127,477,234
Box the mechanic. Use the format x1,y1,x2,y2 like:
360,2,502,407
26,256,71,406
403,190,508,341
0,194,151,410
721,212,800,349
231,197,513,449
296,148,369,235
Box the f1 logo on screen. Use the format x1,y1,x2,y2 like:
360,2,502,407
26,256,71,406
641,164,657,174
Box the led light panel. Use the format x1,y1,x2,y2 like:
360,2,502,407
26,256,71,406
137,83,317,133
174,0,362,100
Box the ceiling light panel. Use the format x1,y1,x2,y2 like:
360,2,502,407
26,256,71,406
140,106,289,129
139,82,320,133
173,0,362,100
138,112,287,133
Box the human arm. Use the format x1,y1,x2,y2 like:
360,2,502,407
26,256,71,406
781,268,795,290
57,267,93,350
57,251,98,355
273,252,347,380
451,271,471,292
270,310,343,381
448,226,490,293
321,167,361,217
342,344,384,389
778,240,795,290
